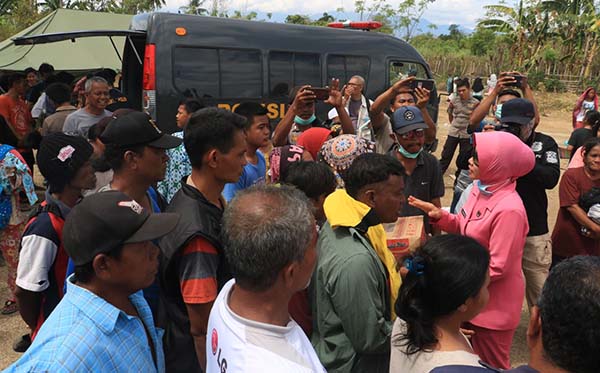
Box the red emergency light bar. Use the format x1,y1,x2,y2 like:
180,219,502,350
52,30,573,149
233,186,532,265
327,21,382,31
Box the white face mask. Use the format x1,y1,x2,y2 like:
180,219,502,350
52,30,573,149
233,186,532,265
303,276,311,290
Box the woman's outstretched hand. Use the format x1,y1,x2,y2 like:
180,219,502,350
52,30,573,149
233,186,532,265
408,196,443,220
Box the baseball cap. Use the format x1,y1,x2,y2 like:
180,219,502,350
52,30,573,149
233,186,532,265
392,106,428,134
37,133,93,189
63,191,180,266
100,111,182,149
500,98,535,126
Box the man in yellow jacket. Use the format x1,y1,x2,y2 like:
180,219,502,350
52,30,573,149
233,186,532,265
310,153,405,373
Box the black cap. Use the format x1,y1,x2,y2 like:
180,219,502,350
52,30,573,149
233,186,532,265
100,111,182,149
500,98,535,126
63,191,180,266
37,133,93,188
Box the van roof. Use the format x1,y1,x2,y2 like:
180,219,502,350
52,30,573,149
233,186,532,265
130,12,426,64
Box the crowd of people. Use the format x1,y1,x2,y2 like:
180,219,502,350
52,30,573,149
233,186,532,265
0,63,599,373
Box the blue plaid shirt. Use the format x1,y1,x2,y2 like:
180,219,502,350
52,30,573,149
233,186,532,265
6,275,165,372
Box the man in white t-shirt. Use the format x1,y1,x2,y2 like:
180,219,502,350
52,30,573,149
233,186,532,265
206,185,325,373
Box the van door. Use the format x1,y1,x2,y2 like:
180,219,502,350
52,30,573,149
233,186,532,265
388,58,439,123
13,30,147,110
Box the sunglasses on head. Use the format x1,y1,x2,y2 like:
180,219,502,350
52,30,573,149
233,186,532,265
399,129,425,139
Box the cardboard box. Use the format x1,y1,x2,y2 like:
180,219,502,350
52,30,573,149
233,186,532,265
384,216,427,263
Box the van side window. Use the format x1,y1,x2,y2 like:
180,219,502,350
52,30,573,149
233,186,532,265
327,55,370,86
173,47,262,98
269,52,321,97
389,61,428,85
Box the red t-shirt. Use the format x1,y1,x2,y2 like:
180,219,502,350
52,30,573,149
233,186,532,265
552,167,600,257
0,95,32,139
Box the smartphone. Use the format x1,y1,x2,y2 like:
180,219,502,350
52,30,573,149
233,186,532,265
409,79,435,91
502,73,523,88
310,87,330,101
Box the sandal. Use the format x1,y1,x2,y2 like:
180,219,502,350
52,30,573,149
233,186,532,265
1,300,18,315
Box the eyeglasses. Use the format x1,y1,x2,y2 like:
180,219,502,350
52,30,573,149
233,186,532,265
397,99,415,104
399,129,425,139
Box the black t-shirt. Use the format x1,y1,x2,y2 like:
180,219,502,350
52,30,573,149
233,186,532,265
389,148,445,233
567,127,593,160
516,132,561,236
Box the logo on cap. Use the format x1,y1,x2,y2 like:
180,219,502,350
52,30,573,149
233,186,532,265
117,200,144,214
404,110,415,121
148,119,161,134
57,145,75,162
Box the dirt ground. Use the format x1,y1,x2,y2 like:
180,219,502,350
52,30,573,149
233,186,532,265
0,92,576,369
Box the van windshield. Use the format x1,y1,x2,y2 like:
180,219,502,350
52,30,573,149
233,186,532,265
389,61,429,85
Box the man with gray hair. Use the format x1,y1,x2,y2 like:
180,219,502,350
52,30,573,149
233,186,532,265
338,75,373,139
205,185,325,373
62,76,112,137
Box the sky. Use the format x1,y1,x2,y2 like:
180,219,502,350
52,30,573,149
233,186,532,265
162,0,511,30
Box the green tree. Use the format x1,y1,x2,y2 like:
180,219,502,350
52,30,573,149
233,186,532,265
179,0,207,15
284,14,312,25
354,0,437,40
469,27,496,56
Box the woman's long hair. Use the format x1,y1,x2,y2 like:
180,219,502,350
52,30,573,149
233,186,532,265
394,234,490,355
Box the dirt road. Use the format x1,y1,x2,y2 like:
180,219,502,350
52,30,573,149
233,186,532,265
0,92,576,369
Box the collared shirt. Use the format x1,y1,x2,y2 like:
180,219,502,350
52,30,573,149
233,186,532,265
206,279,326,373
448,96,479,138
41,105,77,135
6,275,165,373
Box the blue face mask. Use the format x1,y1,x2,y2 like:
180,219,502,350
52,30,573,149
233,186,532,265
476,180,493,196
494,104,503,119
294,114,316,126
397,144,422,159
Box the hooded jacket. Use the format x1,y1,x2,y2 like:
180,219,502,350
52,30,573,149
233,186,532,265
434,131,535,331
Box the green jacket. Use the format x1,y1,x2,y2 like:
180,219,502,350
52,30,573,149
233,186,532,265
310,221,392,373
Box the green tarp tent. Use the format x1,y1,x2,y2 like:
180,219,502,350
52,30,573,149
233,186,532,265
0,9,133,71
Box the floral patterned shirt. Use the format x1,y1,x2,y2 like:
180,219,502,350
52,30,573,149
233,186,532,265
156,131,191,202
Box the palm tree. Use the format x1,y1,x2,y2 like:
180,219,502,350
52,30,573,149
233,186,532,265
179,0,208,15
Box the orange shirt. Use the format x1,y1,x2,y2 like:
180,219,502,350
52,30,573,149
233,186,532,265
0,95,32,139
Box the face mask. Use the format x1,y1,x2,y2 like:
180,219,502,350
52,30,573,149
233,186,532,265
294,114,316,126
303,276,312,290
494,104,503,119
476,180,493,196
397,145,422,159
395,135,422,159
476,179,511,196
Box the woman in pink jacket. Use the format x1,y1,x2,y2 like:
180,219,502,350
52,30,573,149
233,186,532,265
409,131,534,369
